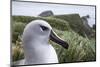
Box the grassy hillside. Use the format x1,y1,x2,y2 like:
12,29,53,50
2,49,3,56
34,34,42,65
12,14,94,38
12,14,96,63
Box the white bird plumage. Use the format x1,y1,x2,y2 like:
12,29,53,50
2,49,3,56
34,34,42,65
14,19,68,65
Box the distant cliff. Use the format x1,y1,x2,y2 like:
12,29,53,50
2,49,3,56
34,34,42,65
39,10,54,17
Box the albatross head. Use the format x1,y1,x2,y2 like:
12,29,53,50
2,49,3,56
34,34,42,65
22,19,69,64
22,19,69,49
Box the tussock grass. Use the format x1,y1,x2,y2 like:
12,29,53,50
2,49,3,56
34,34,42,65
51,29,96,63
12,41,24,61
11,14,96,63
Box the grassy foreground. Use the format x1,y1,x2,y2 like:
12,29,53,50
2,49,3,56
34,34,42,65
12,14,96,63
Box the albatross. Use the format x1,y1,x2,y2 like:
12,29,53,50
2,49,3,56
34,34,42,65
14,19,69,65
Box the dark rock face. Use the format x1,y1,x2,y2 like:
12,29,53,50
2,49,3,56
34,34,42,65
81,15,93,37
81,15,91,30
39,10,54,17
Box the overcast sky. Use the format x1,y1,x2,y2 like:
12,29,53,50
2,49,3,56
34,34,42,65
12,1,95,27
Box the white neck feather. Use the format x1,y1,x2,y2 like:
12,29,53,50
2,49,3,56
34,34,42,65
23,40,58,64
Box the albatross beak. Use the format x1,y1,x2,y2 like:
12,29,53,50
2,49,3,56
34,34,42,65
50,30,69,49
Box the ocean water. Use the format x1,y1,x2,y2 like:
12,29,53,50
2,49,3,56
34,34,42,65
12,1,96,27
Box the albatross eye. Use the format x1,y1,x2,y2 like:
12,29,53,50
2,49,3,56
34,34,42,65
40,25,49,31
